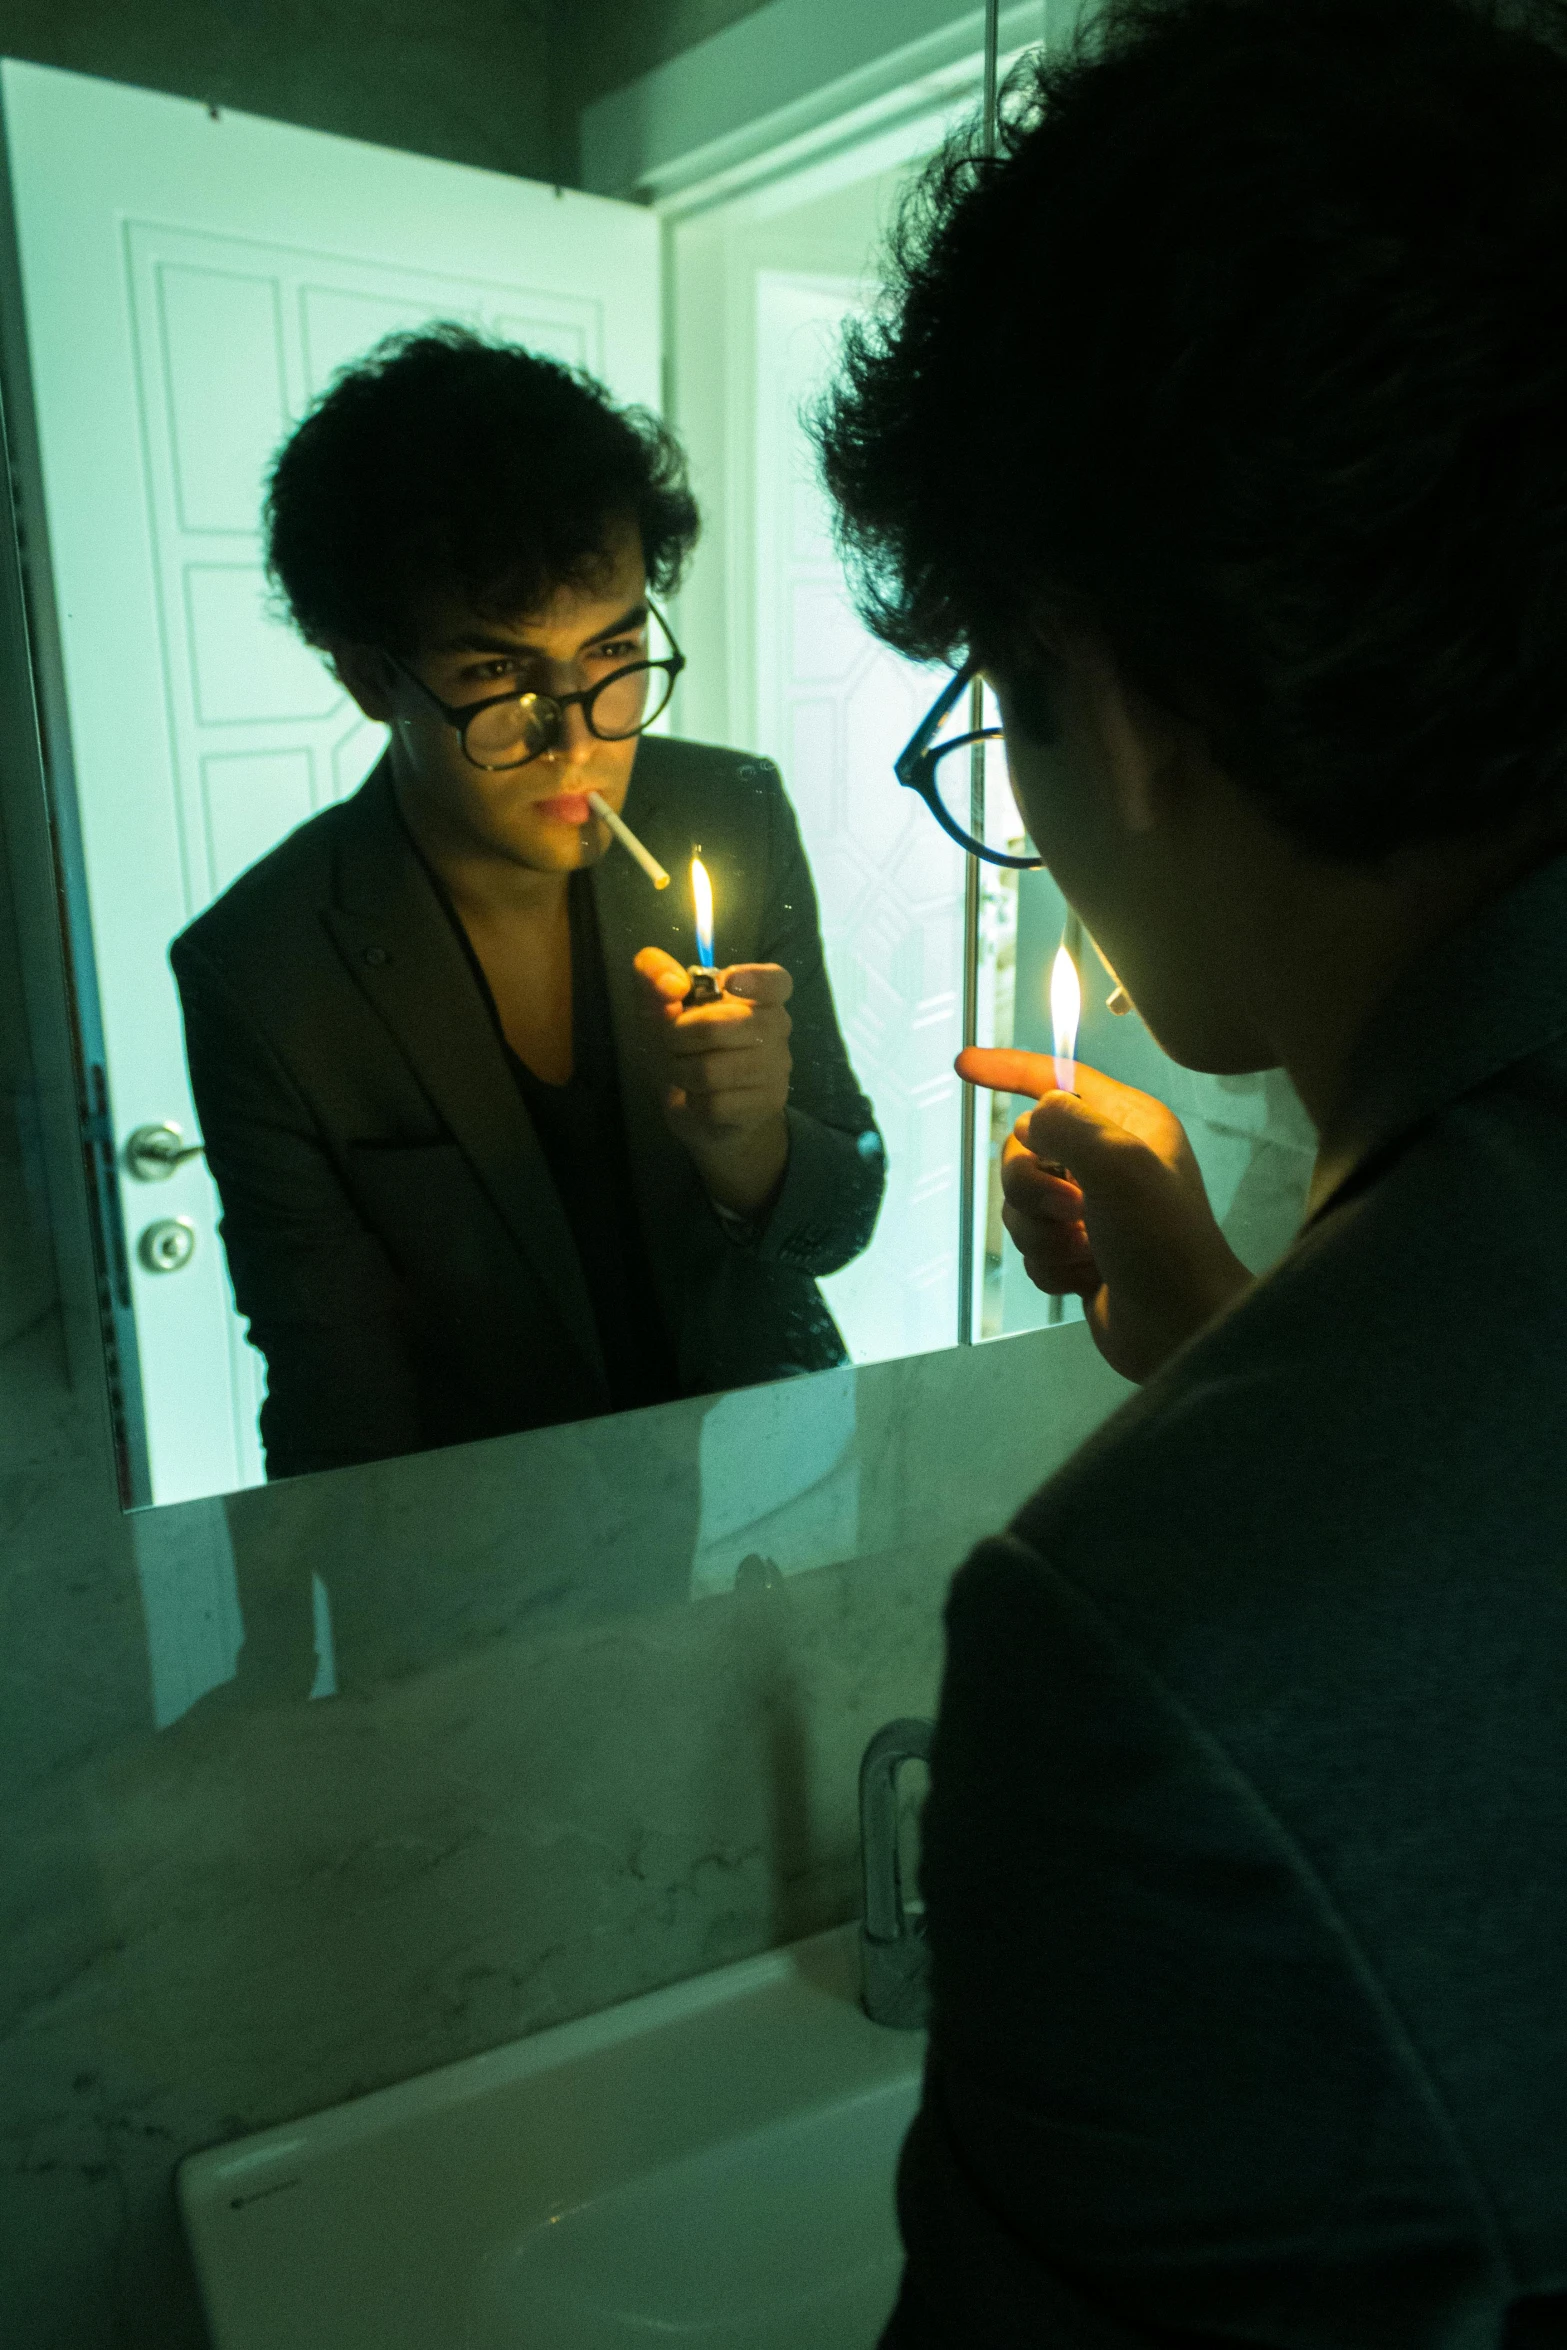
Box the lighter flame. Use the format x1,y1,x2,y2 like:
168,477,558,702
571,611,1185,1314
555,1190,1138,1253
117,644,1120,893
691,854,715,969
1050,943,1081,1094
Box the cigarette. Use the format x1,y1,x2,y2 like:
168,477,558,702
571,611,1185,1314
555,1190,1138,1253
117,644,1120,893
586,792,669,889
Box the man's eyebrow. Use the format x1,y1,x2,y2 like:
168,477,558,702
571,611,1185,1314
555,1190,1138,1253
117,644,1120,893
575,602,648,650
432,604,649,659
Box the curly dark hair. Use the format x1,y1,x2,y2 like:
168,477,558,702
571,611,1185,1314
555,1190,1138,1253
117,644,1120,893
810,0,1567,862
264,324,700,652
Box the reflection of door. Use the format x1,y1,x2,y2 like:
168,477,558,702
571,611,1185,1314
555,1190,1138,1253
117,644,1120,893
752,272,963,1365
0,59,659,1505
667,120,975,1371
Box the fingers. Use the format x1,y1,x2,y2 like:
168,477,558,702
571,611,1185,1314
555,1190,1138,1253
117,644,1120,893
997,1128,1098,1296
719,962,793,1006
957,1045,1070,1100
961,1045,1194,1177
1001,1143,1093,1292
669,1039,791,1107
666,1080,784,1129
1016,1089,1162,1195
634,949,798,1015
1002,1198,1099,1298
1000,1130,1083,1206
663,999,792,1059
1016,1089,1104,1174
634,945,691,1003
642,957,794,1136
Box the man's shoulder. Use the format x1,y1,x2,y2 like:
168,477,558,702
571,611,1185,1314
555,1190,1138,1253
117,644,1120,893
1007,1214,1371,1569
170,791,359,975
1002,1116,1566,1634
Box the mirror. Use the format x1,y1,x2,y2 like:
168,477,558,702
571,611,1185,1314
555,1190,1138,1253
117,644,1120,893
0,24,1313,1535
0,49,1004,1514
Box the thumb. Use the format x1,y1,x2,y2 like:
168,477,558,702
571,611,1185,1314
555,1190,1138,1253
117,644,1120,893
634,945,690,1001
1020,1086,1132,1184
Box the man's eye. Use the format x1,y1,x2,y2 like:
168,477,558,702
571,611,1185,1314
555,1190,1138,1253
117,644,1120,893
592,638,643,664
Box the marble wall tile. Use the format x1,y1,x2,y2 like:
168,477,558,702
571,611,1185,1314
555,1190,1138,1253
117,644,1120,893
0,1296,1138,2350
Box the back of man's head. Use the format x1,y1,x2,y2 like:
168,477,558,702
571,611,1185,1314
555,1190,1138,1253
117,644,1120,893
264,323,699,654
812,0,1567,864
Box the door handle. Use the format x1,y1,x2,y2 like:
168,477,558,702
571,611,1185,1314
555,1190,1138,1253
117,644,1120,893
124,1121,206,1182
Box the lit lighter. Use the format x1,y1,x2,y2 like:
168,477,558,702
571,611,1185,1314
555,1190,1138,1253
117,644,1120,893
684,851,721,1004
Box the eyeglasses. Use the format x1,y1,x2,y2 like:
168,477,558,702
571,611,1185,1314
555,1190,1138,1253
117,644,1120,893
386,600,687,772
894,658,1044,870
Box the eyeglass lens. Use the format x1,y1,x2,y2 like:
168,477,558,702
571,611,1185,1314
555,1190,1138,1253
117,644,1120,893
463,662,677,770
922,685,1033,862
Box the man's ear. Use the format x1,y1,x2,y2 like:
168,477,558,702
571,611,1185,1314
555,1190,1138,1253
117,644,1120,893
328,641,396,724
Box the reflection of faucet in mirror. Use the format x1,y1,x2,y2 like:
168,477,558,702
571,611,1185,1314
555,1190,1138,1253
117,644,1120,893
859,1716,933,2031
167,325,886,1482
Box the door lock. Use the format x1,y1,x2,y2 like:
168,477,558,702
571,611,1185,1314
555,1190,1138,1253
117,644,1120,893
124,1122,205,1182
137,1217,196,1274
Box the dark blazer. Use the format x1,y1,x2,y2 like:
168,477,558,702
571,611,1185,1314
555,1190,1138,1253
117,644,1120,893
884,847,1567,2346
170,736,885,1481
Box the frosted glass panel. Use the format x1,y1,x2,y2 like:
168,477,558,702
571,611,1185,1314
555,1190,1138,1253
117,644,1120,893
753,271,965,1367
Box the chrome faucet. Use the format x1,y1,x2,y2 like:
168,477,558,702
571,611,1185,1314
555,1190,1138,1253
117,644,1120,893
859,1717,934,2029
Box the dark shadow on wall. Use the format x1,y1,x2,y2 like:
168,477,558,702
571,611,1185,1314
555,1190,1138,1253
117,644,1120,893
0,0,565,185
0,0,785,196
0,768,56,1353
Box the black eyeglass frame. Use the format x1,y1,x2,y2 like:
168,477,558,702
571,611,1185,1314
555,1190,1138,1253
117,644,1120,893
894,657,1044,871
385,599,687,772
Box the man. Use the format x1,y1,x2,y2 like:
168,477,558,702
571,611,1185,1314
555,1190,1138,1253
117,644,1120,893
812,0,1567,2340
172,326,883,1481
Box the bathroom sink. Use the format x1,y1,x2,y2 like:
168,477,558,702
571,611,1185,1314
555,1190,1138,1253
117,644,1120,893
179,1922,923,2350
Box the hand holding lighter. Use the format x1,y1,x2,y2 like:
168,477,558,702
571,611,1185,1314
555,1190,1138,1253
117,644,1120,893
1038,1073,1078,1182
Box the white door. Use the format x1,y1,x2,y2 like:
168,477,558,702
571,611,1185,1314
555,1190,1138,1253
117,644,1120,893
1,58,660,1505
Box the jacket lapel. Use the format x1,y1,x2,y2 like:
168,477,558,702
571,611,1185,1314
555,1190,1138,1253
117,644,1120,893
322,761,608,1396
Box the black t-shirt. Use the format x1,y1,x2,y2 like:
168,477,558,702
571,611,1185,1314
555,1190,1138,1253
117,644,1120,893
409,833,682,1414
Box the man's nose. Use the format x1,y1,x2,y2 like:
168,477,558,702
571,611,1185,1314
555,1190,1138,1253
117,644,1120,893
563,699,598,757
543,690,595,761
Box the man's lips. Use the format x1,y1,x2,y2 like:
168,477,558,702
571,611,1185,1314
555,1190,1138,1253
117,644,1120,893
532,792,594,824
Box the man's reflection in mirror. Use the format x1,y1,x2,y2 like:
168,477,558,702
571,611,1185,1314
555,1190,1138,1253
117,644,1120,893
170,326,885,1480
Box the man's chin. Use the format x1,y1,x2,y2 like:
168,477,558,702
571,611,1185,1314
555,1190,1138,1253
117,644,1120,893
494,824,605,874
